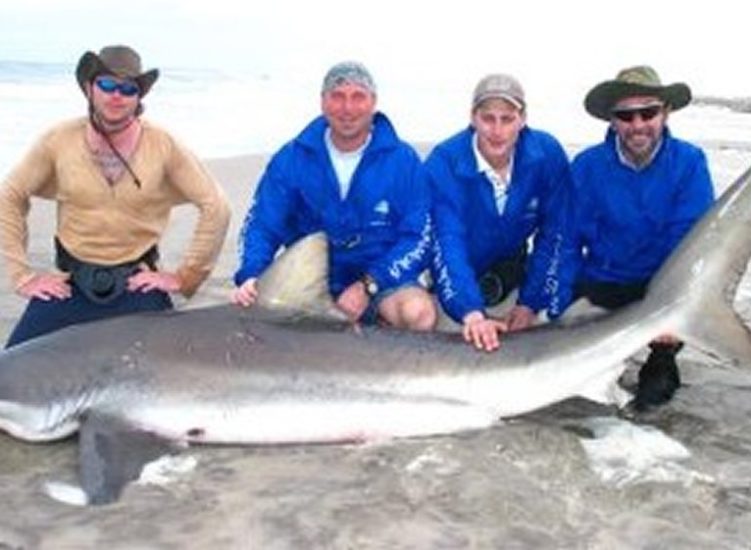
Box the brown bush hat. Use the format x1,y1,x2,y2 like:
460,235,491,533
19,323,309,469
75,45,159,97
585,65,691,120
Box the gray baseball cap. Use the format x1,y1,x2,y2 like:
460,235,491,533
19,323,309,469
472,73,525,111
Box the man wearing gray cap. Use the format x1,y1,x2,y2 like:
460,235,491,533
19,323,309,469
566,65,714,410
233,61,436,330
427,73,576,351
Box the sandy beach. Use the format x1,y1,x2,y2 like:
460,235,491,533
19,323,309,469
2,147,751,549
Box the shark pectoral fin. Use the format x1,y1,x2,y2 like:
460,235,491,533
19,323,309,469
78,411,180,505
684,303,751,366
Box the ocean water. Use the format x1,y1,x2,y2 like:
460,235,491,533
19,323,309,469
0,60,312,170
5,58,751,173
1,59,466,171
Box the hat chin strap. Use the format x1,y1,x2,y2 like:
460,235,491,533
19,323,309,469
88,102,138,136
88,103,142,188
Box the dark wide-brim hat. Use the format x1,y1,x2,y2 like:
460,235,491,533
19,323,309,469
584,65,691,121
75,45,159,98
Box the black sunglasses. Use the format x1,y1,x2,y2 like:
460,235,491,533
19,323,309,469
94,76,140,98
611,105,663,123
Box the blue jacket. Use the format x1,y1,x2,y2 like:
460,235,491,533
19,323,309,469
571,128,714,286
427,126,576,323
234,112,431,297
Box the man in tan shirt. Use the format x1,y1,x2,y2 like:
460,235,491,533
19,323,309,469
0,45,231,347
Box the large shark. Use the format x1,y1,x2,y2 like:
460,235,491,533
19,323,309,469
2,165,751,505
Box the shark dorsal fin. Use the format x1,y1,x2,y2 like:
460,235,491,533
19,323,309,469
255,232,345,320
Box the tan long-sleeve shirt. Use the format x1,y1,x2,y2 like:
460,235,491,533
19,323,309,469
0,117,231,297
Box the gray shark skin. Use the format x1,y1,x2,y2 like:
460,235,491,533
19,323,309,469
2,165,751,504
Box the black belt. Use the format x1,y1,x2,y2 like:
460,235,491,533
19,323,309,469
55,238,159,304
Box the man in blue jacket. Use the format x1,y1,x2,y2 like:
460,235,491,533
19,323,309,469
570,65,714,410
232,61,436,330
428,73,576,351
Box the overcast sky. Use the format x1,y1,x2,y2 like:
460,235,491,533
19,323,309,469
0,0,748,98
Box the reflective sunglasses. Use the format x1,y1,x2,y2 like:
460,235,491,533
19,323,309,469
94,76,140,97
611,104,663,123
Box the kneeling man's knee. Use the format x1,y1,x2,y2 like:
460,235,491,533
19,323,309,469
396,292,437,331
405,298,437,331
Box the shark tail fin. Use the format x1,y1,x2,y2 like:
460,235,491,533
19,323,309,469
646,164,751,365
684,297,751,365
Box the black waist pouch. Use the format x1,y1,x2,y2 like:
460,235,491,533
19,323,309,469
55,238,159,304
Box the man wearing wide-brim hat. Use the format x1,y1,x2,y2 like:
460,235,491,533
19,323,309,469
0,45,231,347
562,65,715,410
